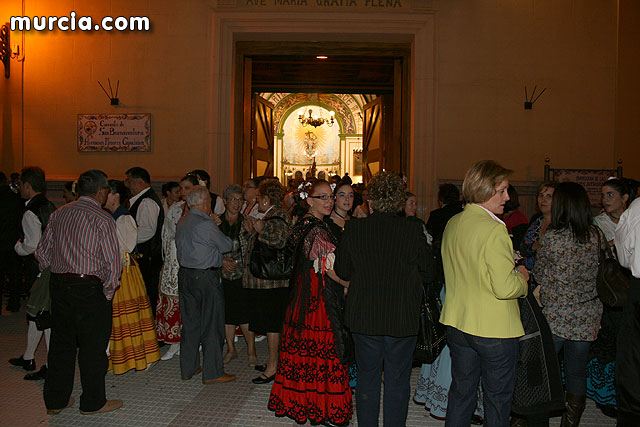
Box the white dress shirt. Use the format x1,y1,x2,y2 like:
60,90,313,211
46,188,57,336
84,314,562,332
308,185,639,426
14,199,42,256
129,187,160,244
615,197,640,278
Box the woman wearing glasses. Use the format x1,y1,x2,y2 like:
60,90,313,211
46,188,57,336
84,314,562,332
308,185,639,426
269,179,353,427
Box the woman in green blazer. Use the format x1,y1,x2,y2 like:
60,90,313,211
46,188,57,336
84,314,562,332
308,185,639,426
440,160,529,427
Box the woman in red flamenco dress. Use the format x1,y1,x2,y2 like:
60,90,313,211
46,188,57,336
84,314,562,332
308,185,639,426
268,179,353,427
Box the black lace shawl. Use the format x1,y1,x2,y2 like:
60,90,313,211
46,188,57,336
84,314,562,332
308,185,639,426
286,216,354,365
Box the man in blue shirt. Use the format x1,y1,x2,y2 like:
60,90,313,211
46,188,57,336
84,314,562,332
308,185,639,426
176,186,235,383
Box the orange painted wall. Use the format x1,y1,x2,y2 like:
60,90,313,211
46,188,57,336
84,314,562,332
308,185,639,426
1,0,638,190
615,0,640,180
435,0,620,181
1,0,214,184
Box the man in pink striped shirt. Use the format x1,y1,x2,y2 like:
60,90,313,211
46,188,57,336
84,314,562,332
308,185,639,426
35,169,123,416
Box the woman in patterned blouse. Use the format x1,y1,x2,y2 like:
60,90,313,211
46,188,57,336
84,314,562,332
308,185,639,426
533,182,603,427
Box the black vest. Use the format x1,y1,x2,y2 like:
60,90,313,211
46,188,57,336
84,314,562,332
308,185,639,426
129,187,164,259
24,193,56,234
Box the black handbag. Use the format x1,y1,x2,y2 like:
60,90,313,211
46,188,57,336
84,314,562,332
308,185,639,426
249,217,292,280
34,309,52,331
414,283,447,364
596,229,629,307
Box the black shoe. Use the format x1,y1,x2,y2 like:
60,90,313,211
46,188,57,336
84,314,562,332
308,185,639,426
254,364,267,372
596,403,617,419
471,414,484,425
252,373,275,384
24,365,47,381
322,420,349,427
9,355,36,371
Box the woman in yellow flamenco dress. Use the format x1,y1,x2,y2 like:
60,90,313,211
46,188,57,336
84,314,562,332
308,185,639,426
105,180,160,374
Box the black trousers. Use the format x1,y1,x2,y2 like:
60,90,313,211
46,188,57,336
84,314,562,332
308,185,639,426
43,274,112,412
617,277,640,425
137,254,161,317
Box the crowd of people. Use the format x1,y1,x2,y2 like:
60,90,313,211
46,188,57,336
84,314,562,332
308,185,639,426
0,162,639,427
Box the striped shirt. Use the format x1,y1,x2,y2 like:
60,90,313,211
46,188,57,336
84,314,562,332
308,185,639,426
35,196,122,300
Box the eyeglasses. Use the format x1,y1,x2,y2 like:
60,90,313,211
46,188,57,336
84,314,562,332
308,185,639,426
308,194,335,201
226,196,243,202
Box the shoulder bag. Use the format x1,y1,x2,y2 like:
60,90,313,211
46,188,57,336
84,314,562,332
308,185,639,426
249,217,292,280
596,228,629,307
414,283,447,364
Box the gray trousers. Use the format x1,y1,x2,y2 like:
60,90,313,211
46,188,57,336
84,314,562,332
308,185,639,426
178,267,225,380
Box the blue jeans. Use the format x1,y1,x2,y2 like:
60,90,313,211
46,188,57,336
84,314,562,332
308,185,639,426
553,335,591,395
445,326,519,427
352,333,417,427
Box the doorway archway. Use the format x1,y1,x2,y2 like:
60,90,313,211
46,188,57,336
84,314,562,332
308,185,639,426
208,11,436,206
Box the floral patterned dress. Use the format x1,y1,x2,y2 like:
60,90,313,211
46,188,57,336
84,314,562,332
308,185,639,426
155,201,185,344
268,216,352,425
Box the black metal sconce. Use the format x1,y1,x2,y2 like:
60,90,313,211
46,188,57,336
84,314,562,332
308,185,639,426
0,23,10,78
98,78,120,106
524,85,546,109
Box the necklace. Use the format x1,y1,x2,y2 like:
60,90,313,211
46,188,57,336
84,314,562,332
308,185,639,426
332,209,346,220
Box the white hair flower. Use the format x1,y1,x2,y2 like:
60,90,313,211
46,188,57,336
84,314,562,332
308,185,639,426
198,179,207,187
297,181,312,200
330,183,337,192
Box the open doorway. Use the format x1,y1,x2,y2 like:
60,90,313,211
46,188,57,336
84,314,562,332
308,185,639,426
234,43,411,184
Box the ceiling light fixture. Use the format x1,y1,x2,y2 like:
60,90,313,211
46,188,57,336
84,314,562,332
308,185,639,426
298,108,335,128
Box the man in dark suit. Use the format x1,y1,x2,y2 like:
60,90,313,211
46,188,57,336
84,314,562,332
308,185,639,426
125,167,164,317
334,172,434,427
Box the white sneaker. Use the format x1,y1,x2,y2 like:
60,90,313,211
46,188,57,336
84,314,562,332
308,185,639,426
160,343,180,361
255,335,266,342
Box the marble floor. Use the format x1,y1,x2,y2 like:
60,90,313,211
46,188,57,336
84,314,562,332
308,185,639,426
0,306,616,426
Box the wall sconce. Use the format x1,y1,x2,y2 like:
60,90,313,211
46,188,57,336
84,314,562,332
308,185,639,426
1,23,10,78
524,85,547,109
98,78,120,106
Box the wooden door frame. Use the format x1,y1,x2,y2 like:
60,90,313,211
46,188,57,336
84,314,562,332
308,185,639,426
233,42,411,184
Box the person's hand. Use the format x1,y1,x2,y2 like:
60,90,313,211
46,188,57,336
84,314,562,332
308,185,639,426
222,257,237,274
211,213,222,226
243,217,254,233
515,265,530,282
253,219,265,234
533,285,542,307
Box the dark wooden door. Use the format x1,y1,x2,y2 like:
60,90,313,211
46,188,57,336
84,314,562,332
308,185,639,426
362,96,392,183
251,94,275,177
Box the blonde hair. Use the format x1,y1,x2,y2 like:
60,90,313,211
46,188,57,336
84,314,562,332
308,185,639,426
462,160,513,203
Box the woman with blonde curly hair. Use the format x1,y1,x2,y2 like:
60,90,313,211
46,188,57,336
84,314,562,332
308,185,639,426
334,171,433,427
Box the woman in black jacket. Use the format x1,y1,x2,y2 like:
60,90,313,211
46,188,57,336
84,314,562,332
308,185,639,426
334,171,434,427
